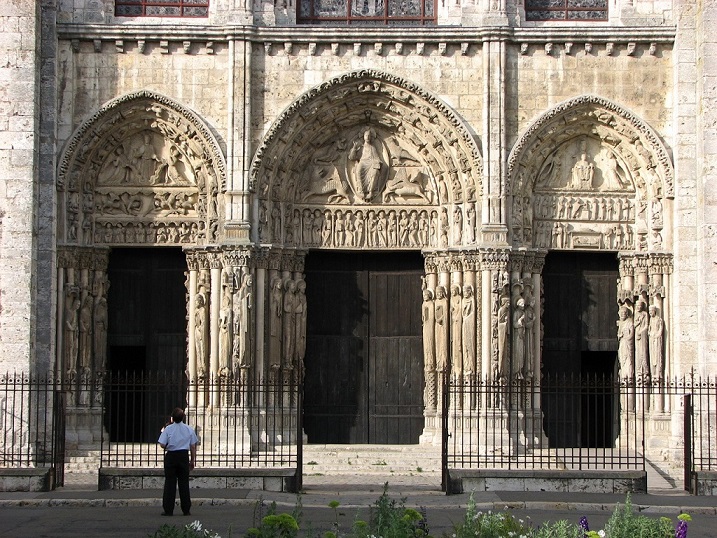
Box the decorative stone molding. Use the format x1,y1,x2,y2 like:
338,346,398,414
249,69,483,250
57,90,227,247
508,95,674,252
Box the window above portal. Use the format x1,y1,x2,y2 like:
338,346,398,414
525,0,608,22
297,0,436,25
115,0,209,17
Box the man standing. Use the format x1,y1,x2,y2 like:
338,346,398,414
158,408,198,516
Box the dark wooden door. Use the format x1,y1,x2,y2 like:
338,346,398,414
304,252,424,444
105,247,187,442
541,252,618,448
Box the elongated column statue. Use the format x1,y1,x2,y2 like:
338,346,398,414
633,301,649,379
648,305,664,381
496,296,510,381
450,285,463,377
461,285,476,376
617,305,634,380
434,285,449,373
218,284,232,377
282,279,297,370
194,292,208,380
268,276,283,372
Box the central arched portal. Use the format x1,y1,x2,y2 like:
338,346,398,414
303,250,425,444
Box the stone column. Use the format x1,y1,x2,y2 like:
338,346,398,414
209,250,223,406
185,250,199,387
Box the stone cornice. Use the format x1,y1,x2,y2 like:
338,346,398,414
56,24,676,45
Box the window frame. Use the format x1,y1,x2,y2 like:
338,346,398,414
524,0,608,22
115,0,210,18
297,0,436,25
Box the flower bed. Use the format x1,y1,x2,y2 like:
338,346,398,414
150,488,691,538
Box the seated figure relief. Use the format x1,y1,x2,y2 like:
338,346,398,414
297,126,432,205
535,141,634,194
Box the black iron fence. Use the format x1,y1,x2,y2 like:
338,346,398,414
100,370,302,469
2,369,717,493
681,375,717,491
0,372,65,486
445,374,649,471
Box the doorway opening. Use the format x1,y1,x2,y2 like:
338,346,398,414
541,251,619,449
104,247,187,442
303,251,425,444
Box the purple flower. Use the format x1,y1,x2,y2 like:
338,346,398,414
675,519,688,538
579,516,590,534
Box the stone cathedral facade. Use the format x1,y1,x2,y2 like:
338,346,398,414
2,0,717,481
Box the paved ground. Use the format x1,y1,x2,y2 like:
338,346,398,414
0,472,714,537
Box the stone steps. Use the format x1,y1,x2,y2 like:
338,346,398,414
302,444,442,476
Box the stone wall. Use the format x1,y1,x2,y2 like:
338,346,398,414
0,0,40,372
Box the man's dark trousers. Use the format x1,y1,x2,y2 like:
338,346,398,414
163,449,191,515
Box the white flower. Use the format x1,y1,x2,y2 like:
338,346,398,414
598,531,606,537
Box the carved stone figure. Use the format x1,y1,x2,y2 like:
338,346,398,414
648,305,665,381
79,294,93,371
93,295,108,371
617,305,634,379
194,292,208,378
523,298,535,379
348,128,387,202
295,279,307,366
572,153,595,189
136,132,159,182
497,296,510,380
422,289,436,371
450,285,463,375
219,285,232,373
269,277,283,370
64,287,81,372
512,298,526,378
282,279,297,369
461,285,476,375
601,151,627,191
434,285,449,372
383,167,430,204
634,301,649,377
100,145,137,184
232,273,252,369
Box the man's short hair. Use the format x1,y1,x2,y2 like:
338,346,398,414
171,408,185,423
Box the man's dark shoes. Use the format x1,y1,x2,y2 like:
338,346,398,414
183,511,191,516
161,512,173,516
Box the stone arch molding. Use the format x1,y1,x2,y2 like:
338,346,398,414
508,95,673,253
57,90,227,247
249,69,484,250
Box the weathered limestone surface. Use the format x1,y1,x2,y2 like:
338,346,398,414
2,0,717,485
0,0,40,372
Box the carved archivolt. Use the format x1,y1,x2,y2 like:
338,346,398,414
249,69,483,249
508,95,674,252
57,90,227,247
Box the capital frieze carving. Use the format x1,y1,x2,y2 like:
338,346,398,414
185,250,200,271
480,248,510,271
222,247,253,269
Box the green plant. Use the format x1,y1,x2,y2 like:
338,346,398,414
350,483,429,538
244,498,302,538
533,519,584,538
451,495,532,538
149,520,223,538
602,494,674,538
